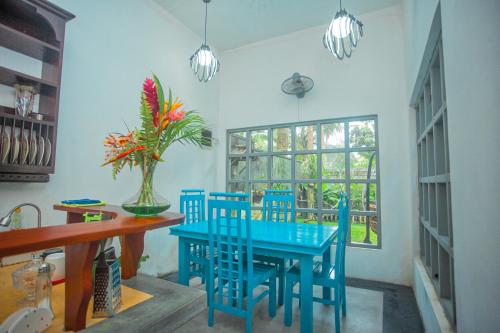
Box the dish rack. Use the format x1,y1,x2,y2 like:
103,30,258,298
0,112,55,182
0,0,75,182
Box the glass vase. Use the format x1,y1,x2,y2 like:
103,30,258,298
14,84,36,117
122,161,171,216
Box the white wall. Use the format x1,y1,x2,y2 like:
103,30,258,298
441,1,500,331
404,0,500,331
402,0,439,98
216,5,414,286
0,0,219,276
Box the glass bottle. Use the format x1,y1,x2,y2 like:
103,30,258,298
10,207,22,229
36,261,55,318
12,255,40,305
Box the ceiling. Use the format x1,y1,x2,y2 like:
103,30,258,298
155,0,401,51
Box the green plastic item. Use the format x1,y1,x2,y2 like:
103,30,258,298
83,212,104,222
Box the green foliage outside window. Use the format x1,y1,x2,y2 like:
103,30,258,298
227,117,380,247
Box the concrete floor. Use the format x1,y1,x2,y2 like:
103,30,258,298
84,275,206,333
174,285,383,333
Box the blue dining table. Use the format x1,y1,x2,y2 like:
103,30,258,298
170,220,338,333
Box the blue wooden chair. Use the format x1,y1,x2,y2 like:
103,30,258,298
179,189,208,284
254,189,295,305
284,193,349,333
207,192,277,333
261,189,295,223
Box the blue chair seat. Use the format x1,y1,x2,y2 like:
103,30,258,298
287,261,338,287
247,263,277,285
253,254,284,265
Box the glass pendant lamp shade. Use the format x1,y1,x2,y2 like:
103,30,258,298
190,44,220,82
190,0,219,82
323,4,363,60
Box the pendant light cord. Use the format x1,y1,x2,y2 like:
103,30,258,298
204,1,208,44
297,98,301,122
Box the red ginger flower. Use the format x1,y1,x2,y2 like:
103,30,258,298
143,78,159,126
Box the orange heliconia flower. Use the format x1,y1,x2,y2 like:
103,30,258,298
161,119,170,130
102,146,145,166
104,132,134,147
104,134,116,146
117,134,132,146
160,98,185,129
163,98,183,114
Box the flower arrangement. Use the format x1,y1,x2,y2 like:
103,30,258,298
103,75,208,216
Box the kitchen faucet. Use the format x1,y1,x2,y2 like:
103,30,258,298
0,203,42,228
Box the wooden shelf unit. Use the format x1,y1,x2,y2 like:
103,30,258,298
0,22,60,62
0,0,74,182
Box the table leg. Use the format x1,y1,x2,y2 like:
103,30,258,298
64,241,100,331
178,237,190,286
322,246,332,301
300,255,313,333
120,231,145,279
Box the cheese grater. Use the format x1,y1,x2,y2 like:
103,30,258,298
92,246,122,318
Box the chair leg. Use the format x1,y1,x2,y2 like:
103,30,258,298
208,304,214,327
341,282,347,317
278,262,284,306
269,274,277,318
245,302,253,333
334,286,341,333
284,277,293,326
204,265,210,305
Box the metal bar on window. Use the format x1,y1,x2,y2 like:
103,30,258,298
226,115,381,249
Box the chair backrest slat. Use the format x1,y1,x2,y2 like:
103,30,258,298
261,189,295,223
180,189,205,224
208,192,251,311
334,193,349,280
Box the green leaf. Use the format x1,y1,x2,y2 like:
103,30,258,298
153,74,164,118
167,88,172,113
139,93,159,153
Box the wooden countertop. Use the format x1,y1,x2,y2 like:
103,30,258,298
0,205,184,257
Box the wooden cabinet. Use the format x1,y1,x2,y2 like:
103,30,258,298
0,0,74,182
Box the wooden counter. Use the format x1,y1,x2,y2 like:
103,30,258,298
0,205,183,331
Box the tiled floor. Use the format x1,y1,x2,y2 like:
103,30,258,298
174,285,383,333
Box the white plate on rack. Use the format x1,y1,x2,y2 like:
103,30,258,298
37,136,45,166
44,137,51,166
20,131,29,165
10,131,20,164
29,135,37,165
1,127,10,164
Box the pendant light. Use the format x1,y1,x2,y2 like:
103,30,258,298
323,0,363,60
190,0,220,82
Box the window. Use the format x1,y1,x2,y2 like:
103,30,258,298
415,37,455,324
226,116,381,248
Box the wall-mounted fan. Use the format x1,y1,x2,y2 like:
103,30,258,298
281,72,314,99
